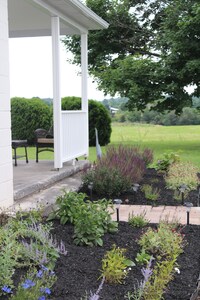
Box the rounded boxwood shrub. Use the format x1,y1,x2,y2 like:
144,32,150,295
11,97,52,144
61,96,112,146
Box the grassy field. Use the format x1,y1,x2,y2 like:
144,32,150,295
14,123,200,168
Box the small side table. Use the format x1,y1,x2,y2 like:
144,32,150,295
12,140,29,166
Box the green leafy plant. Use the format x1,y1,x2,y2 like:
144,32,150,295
135,249,152,265
138,222,184,257
165,162,199,191
128,212,149,228
49,191,117,246
47,191,87,224
141,184,160,201
73,199,118,246
100,244,135,284
155,152,180,172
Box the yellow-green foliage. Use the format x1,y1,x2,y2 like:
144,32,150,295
166,162,199,190
143,258,176,300
100,244,134,284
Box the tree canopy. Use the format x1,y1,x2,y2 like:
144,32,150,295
63,0,200,113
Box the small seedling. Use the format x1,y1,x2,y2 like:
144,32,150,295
141,184,160,201
128,212,149,228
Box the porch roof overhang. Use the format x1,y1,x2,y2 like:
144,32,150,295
8,0,109,37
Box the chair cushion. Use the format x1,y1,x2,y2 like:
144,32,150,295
37,138,54,144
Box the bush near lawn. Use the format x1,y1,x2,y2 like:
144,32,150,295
11,97,52,144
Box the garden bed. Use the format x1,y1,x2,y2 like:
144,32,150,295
80,168,200,207
50,221,199,299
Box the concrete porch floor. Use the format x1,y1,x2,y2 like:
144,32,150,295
12,160,200,225
13,159,88,202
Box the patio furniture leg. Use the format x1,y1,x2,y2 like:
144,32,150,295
36,147,39,163
25,146,28,163
14,148,17,166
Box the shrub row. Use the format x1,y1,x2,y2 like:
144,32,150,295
11,96,111,146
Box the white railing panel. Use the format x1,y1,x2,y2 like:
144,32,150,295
61,111,88,162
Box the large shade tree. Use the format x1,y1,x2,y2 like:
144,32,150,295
63,0,200,113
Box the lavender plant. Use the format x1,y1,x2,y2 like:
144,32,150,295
86,276,105,300
0,212,67,296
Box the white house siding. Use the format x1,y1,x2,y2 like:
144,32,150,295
0,0,13,208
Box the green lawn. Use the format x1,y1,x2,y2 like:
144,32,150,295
14,123,200,167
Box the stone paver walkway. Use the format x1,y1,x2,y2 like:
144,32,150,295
111,205,200,225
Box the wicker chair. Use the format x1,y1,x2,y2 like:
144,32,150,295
34,128,54,162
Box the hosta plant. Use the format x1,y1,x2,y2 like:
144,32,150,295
155,152,180,173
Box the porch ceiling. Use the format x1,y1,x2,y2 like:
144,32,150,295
8,0,109,37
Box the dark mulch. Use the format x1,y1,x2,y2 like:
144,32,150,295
50,221,200,300
80,168,200,207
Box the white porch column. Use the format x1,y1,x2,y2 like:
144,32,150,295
0,0,13,208
51,16,63,169
81,33,89,155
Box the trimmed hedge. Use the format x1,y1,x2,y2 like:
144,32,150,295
62,96,112,146
11,97,52,144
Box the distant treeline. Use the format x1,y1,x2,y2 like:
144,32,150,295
102,97,200,126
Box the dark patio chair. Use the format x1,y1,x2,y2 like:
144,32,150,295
34,128,54,162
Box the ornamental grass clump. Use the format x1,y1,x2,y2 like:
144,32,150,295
165,162,199,191
82,145,153,196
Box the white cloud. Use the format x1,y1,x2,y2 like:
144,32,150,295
9,36,108,101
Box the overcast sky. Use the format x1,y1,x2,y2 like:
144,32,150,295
9,36,108,101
